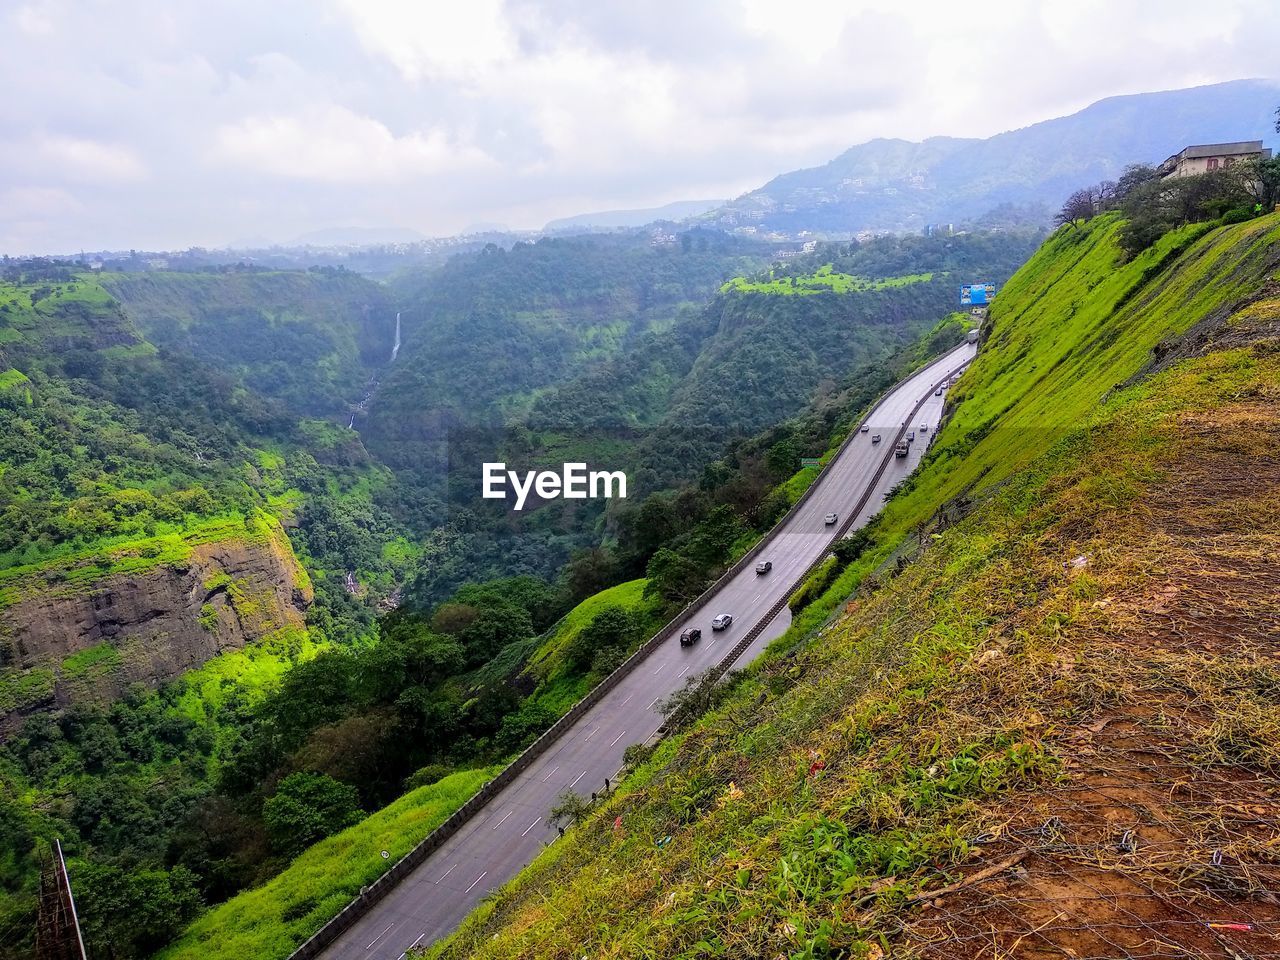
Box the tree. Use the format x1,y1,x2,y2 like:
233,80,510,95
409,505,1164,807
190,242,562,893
1054,188,1097,229
456,603,533,665
563,607,640,675
1114,163,1159,201
548,789,592,830
561,546,620,604
261,772,363,856
76,862,203,959
832,527,873,565
644,548,706,604
1242,156,1280,210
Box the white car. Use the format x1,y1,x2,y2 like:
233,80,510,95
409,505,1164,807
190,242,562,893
920,423,929,432
711,613,733,631
824,512,838,525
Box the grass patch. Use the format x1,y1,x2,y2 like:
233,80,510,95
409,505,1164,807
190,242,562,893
159,766,501,960
722,265,934,296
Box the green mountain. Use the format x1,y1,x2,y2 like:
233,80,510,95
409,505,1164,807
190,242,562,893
362,228,1040,605
427,212,1280,957
702,78,1280,236
104,269,397,417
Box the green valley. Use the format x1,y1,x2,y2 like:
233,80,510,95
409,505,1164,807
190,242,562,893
425,210,1280,960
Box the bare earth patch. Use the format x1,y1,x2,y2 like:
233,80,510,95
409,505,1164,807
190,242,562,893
901,401,1280,959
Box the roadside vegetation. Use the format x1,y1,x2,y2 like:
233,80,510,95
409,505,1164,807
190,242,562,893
425,211,1280,958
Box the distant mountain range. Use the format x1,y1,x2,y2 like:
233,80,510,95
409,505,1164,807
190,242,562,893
544,198,725,232
693,78,1280,238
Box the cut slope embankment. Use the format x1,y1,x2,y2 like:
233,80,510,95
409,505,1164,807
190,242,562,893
425,214,1280,959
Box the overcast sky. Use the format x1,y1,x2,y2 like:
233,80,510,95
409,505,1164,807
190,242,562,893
2,0,1278,254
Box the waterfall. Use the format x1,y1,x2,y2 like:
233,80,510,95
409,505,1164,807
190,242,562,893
390,311,401,362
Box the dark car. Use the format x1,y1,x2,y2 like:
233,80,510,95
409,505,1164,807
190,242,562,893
679,627,702,646
871,434,882,444
755,560,772,575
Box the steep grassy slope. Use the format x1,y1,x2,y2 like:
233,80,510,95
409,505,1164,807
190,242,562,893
425,213,1280,958
157,766,500,960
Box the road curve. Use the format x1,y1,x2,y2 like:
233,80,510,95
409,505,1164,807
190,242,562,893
313,343,976,960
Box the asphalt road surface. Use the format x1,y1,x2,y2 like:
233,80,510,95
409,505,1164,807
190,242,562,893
316,343,976,960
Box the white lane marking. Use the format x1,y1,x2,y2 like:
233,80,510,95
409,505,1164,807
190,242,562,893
465,870,488,894
397,933,428,959
434,862,457,884
541,766,559,783
521,817,542,837
568,770,587,789
646,696,661,709
584,727,600,742
492,810,513,830
677,666,689,678
609,730,627,747
620,694,634,707
366,921,395,949
652,663,664,675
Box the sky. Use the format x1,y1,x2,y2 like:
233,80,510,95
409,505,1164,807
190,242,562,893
2,0,1279,254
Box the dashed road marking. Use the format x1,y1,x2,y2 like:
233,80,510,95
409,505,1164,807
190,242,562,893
366,922,395,949
609,730,627,747
464,871,488,894
521,817,541,837
541,766,559,783
492,810,513,830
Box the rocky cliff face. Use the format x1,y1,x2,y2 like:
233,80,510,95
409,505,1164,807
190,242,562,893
0,525,312,725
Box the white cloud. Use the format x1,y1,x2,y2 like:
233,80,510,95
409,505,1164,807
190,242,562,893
12,2,55,36
337,0,516,82
34,135,148,182
0,186,84,218
215,104,495,181
0,0,1278,251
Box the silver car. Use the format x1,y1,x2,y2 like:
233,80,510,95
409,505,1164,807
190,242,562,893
711,613,733,631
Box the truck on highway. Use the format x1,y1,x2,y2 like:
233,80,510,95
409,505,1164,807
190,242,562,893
894,441,909,458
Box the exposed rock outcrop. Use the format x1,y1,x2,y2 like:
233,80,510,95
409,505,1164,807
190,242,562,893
0,523,312,726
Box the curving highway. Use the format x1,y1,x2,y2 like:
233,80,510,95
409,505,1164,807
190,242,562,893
311,342,976,960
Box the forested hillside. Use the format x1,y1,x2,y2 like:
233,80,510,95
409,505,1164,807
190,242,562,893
104,268,397,417
428,211,1280,959
0,225,1039,959
378,229,1040,602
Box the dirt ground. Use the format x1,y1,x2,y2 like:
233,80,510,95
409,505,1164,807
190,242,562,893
901,401,1280,959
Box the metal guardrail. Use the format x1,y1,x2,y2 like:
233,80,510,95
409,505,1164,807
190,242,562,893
288,341,974,960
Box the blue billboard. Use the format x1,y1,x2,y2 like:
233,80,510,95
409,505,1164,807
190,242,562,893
960,283,996,306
